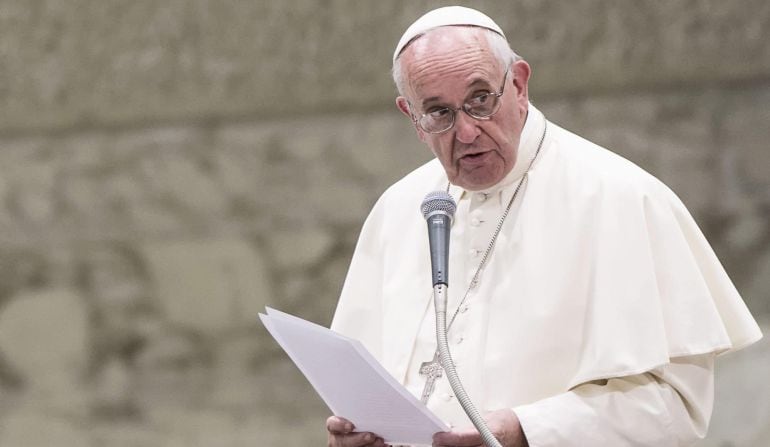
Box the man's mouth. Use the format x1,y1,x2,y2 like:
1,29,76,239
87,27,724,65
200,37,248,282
459,150,491,163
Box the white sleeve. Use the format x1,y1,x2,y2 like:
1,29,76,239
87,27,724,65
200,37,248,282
513,354,715,447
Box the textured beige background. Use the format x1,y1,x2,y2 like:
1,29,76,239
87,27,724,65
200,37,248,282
0,1,767,446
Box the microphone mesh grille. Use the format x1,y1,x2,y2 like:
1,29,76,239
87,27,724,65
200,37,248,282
420,191,457,219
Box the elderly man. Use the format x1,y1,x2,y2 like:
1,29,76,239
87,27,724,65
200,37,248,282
326,6,761,447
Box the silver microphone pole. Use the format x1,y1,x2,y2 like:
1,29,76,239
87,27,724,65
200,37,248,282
421,192,502,447
433,283,502,447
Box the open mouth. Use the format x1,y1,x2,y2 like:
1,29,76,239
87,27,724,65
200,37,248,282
459,151,491,163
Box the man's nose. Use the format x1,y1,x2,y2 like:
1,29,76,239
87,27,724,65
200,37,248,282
454,111,481,144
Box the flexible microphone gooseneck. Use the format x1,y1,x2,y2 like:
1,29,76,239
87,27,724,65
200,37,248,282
420,191,503,447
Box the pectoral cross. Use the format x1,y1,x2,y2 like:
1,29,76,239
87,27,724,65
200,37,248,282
419,352,443,404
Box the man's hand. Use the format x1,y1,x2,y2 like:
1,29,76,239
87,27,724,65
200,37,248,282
432,409,528,447
326,416,389,447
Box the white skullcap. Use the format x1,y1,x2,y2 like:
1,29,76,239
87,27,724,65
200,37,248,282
393,6,506,63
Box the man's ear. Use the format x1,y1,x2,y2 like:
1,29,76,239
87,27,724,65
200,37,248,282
396,96,411,117
511,60,531,108
396,96,426,141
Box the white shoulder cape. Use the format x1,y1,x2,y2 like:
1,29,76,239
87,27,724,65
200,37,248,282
332,118,762,403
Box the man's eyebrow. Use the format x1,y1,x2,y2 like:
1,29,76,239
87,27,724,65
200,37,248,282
420,96,442,107
418,77,495,107
467,77,494,89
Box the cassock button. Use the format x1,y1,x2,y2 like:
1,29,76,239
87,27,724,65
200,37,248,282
441,393,453,402
469,248,480,257
455,336,464,344
460,305,469,313
470,218,481,227
477,193,488,202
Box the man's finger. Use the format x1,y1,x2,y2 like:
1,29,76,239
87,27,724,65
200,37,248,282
433,427,483,446
326,416,355,434
336,431,378,447
371,437,388,447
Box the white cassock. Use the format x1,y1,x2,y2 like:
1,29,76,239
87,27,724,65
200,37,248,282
331,104,762,446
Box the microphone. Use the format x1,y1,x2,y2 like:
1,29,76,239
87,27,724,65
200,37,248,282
420,191,503,447
420,191,457,287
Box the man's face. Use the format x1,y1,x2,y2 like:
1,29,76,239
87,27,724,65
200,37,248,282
396,27,530,191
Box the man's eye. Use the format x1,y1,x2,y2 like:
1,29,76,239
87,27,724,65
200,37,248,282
469,93,491,106
428,108,451,119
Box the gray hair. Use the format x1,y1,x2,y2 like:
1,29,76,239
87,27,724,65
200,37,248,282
391,26,521,97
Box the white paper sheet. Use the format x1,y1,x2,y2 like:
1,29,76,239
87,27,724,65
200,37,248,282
259,307,448,446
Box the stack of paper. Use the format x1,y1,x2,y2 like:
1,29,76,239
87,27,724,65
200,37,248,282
259,307,448,446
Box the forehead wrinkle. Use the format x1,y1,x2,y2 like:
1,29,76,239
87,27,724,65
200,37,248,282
401,27,499,104
407,54,497,105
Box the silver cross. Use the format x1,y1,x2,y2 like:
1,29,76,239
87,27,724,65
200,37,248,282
419,352,443,404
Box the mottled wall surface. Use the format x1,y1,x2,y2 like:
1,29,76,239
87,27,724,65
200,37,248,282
0,1,767,446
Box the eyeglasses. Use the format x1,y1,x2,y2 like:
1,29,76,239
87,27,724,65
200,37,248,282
409,68,510,134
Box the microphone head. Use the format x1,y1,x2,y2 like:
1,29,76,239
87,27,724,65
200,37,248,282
421,191,457,220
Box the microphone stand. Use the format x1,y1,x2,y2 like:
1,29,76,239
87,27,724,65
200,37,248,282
433,284,503,447
422,191,502,446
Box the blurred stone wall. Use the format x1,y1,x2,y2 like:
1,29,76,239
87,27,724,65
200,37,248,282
0,1,767,446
